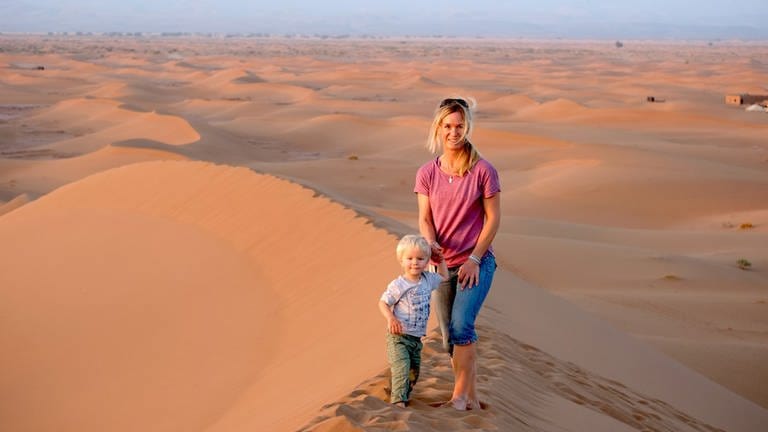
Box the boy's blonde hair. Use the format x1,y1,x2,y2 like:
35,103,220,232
396,234,430,260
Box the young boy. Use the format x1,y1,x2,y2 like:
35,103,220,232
378,234,449,407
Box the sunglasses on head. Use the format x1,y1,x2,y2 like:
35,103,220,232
439,98,468,108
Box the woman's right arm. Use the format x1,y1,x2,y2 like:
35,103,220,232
417,193,443,261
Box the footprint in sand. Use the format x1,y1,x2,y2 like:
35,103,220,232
299,324,726,432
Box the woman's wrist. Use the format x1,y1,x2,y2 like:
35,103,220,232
468,254,482,265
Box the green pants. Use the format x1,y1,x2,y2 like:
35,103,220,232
386,333,422,404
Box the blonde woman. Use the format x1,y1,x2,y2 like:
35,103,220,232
414,97,500,410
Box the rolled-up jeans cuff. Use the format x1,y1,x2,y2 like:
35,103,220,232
452,337,478,346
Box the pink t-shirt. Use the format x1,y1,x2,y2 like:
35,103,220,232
414,157,501,267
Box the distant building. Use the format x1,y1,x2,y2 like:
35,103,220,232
725,94,768,105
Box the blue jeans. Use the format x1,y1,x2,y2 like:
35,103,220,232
433,253,496,354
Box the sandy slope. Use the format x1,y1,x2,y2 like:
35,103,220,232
0,161,399,432
0,145,187,199
301,268,768,432
1,35,767,431
2,160,765,432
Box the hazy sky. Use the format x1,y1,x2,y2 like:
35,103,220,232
1,1,767,38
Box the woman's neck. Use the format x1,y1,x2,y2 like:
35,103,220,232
440,152,464,173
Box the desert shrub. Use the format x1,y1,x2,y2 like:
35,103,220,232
737,258,752,270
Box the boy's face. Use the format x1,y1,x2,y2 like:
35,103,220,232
400,246,429,279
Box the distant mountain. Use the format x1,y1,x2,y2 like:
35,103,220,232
0,2,765,40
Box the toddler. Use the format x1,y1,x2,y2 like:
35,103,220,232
378,234,448,407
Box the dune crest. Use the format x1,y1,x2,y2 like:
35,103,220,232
393,73,441,89
516,97,590,120
85,82,128,99
485,93,539,112
0,145,187,199
0,193,29,216
27,98,199,154
300,327,726,432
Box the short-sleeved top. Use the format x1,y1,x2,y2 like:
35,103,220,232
380,272,444,337
414,157,501,267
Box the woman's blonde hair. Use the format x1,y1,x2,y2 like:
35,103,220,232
426,96,482,176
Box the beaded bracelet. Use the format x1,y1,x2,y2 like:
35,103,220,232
468,254,482,265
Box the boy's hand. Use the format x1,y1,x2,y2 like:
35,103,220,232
387,318,404,335
430,241,444,263
432,246,446,265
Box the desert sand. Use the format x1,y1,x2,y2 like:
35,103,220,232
1,35,767,431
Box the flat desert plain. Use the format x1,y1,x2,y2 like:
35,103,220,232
1,35,767,432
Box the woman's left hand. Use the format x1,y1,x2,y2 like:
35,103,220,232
458,259,479,290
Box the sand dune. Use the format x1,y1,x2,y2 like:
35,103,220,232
300,268,768,432
200,68,259,86
513,97,761,129
516,97,591,119
84,81,129,99
1,36,767,431
0,193,29,216
483,93,539,113
393,73,441,89
0,145,187,198
496,143,768,228
3,161,764,432
220,81,316,104
283,113,397,155
32,98,138,128
0,161,400,432
232,71,267,84
28,98,199,152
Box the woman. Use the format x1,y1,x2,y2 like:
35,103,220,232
414,97,500,410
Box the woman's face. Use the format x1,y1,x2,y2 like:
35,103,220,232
440,111,465,151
